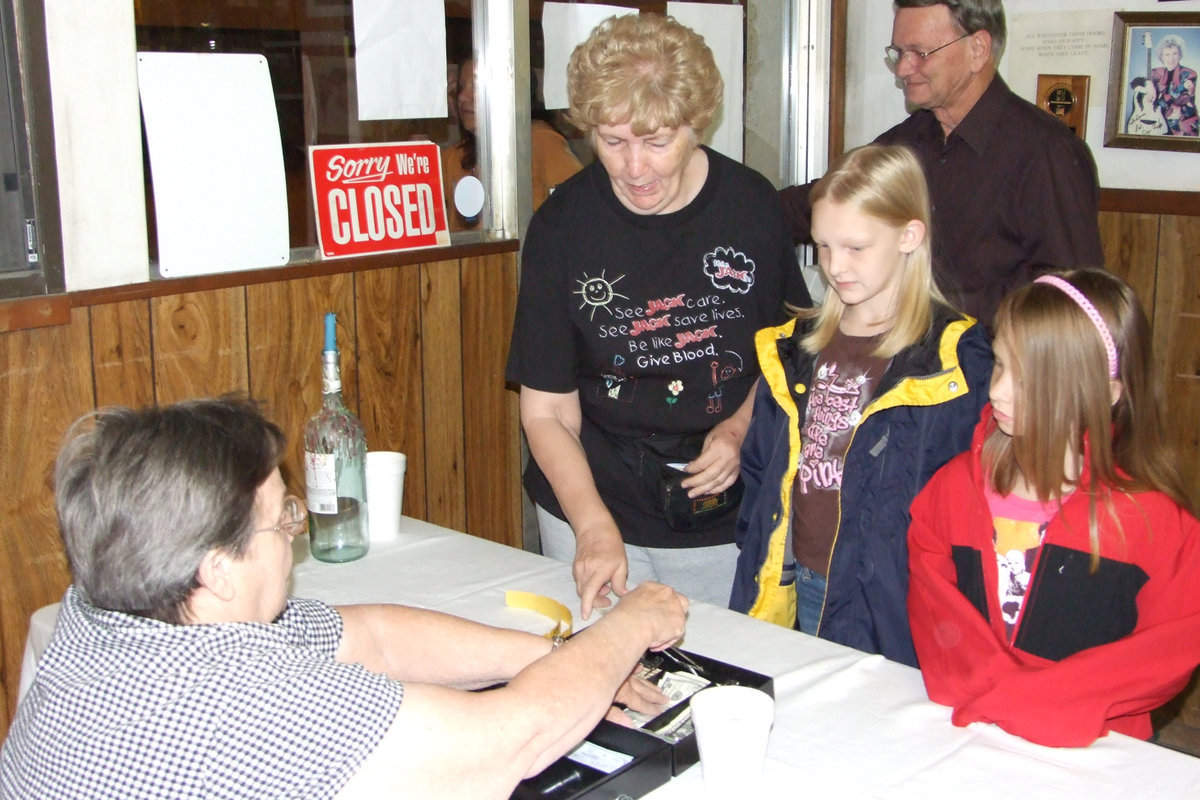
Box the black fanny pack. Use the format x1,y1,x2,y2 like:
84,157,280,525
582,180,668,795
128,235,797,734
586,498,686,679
623,431,744,532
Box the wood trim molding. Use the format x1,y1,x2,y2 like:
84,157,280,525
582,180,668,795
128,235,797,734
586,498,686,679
1099,189,1200,217
829,0,847,160
0,239,519,333
0,294,70,333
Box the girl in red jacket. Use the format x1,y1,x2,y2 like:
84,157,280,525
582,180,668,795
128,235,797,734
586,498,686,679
907,268,1200,746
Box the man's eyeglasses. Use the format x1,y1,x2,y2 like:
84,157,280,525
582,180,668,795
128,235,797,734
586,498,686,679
255,495,308,537
884,33,971,70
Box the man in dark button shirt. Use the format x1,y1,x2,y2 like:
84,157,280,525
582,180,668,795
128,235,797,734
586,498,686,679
781,0,1104,327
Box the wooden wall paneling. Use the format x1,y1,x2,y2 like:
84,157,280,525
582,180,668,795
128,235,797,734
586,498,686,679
0,309,94,737
150,288,249,405
1098,211,1160,327
1155,215,1200,500
460,252,521,546
246,273,357,494
90,300,155,409
420,259,467,531
355,265,428,522
1150,214,1200,741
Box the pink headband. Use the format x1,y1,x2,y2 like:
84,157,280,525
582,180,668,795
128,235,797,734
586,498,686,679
1033,275,1119,378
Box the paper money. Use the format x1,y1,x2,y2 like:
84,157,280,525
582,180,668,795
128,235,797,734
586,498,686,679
625,669,710,741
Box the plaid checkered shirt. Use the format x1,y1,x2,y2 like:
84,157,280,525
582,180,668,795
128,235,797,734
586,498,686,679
0,586,404,799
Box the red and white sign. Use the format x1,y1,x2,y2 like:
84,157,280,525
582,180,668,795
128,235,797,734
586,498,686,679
309,142,450,258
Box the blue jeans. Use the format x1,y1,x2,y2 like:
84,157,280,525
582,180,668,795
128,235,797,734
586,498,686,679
795,565,827,635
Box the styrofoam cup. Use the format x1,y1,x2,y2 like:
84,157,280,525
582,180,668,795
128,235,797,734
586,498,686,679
689,685,774,796
365,451,406,542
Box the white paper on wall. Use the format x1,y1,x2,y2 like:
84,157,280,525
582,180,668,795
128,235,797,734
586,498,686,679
137,52,289,277
668,2,745,162
353,0,447,120
541,3,636,110
1008,12,1113,108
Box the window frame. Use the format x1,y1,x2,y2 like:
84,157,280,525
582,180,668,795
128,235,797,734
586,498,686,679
0,0,63,300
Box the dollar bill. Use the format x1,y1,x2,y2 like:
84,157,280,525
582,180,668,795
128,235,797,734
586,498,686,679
624,669,710,741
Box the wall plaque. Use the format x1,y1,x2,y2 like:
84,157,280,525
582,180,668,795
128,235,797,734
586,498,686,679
1037,74,1091,138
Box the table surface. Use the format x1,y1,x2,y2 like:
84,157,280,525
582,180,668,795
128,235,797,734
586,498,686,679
22,518,1200,798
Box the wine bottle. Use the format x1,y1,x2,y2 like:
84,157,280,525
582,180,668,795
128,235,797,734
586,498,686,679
304,312,369,563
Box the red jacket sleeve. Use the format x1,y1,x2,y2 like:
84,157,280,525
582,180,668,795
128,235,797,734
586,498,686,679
907,464,1024,709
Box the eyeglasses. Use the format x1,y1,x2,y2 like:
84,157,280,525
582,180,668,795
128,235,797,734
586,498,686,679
884,33,971,70
254,495,308,537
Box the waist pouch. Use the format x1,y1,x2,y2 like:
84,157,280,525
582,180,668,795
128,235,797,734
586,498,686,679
614,430,744,532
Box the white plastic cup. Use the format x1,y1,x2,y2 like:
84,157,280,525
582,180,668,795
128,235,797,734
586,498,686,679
365,451,406,542
689,685,774,796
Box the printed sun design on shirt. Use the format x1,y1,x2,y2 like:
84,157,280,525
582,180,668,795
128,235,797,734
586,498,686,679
702,247,756,294
574,270,629,320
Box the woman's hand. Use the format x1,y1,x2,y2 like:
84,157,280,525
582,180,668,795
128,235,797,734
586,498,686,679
605,672,670,726
607,581,689,651
680,384,756,498
680,419,744,497
615,673,670,714
573,521,629,620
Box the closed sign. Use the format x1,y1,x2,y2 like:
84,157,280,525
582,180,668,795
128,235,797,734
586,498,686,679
309,142,450,258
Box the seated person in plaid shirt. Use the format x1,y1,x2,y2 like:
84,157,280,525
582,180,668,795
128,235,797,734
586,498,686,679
0,396,687,800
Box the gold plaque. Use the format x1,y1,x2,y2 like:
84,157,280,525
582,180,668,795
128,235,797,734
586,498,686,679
1037,74,1090,139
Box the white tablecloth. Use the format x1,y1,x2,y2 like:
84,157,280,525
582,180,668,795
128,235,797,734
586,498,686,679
21,517,1200,798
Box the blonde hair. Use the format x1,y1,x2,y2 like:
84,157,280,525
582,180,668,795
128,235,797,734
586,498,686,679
566,13,723,137
1157,34,1185,63
984,268,1194,568
802,144,948,358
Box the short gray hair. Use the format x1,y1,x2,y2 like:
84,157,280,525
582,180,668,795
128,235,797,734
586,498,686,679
894,0,1007,60
1157,35,1185,64
55,396,286,624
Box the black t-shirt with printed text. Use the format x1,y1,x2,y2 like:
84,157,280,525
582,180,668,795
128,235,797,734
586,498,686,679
507,147,809,547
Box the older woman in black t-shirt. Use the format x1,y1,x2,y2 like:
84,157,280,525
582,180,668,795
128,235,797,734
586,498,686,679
506,14,806,617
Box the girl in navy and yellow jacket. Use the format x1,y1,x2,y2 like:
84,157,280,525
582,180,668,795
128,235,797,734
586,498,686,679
729,145,991,666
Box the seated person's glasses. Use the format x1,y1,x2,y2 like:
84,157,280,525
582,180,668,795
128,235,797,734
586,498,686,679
255,495,308,537
884,33,970,71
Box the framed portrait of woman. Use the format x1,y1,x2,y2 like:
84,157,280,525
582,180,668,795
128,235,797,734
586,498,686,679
1104,12,1200,152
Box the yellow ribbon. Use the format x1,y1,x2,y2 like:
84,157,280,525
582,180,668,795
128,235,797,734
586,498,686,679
505,590,573,639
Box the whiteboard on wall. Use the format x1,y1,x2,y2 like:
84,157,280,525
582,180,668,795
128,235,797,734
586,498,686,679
540,2,746,162
843,0,1200,191
668,2,745,161
137,52,290,277
541,3,636,110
